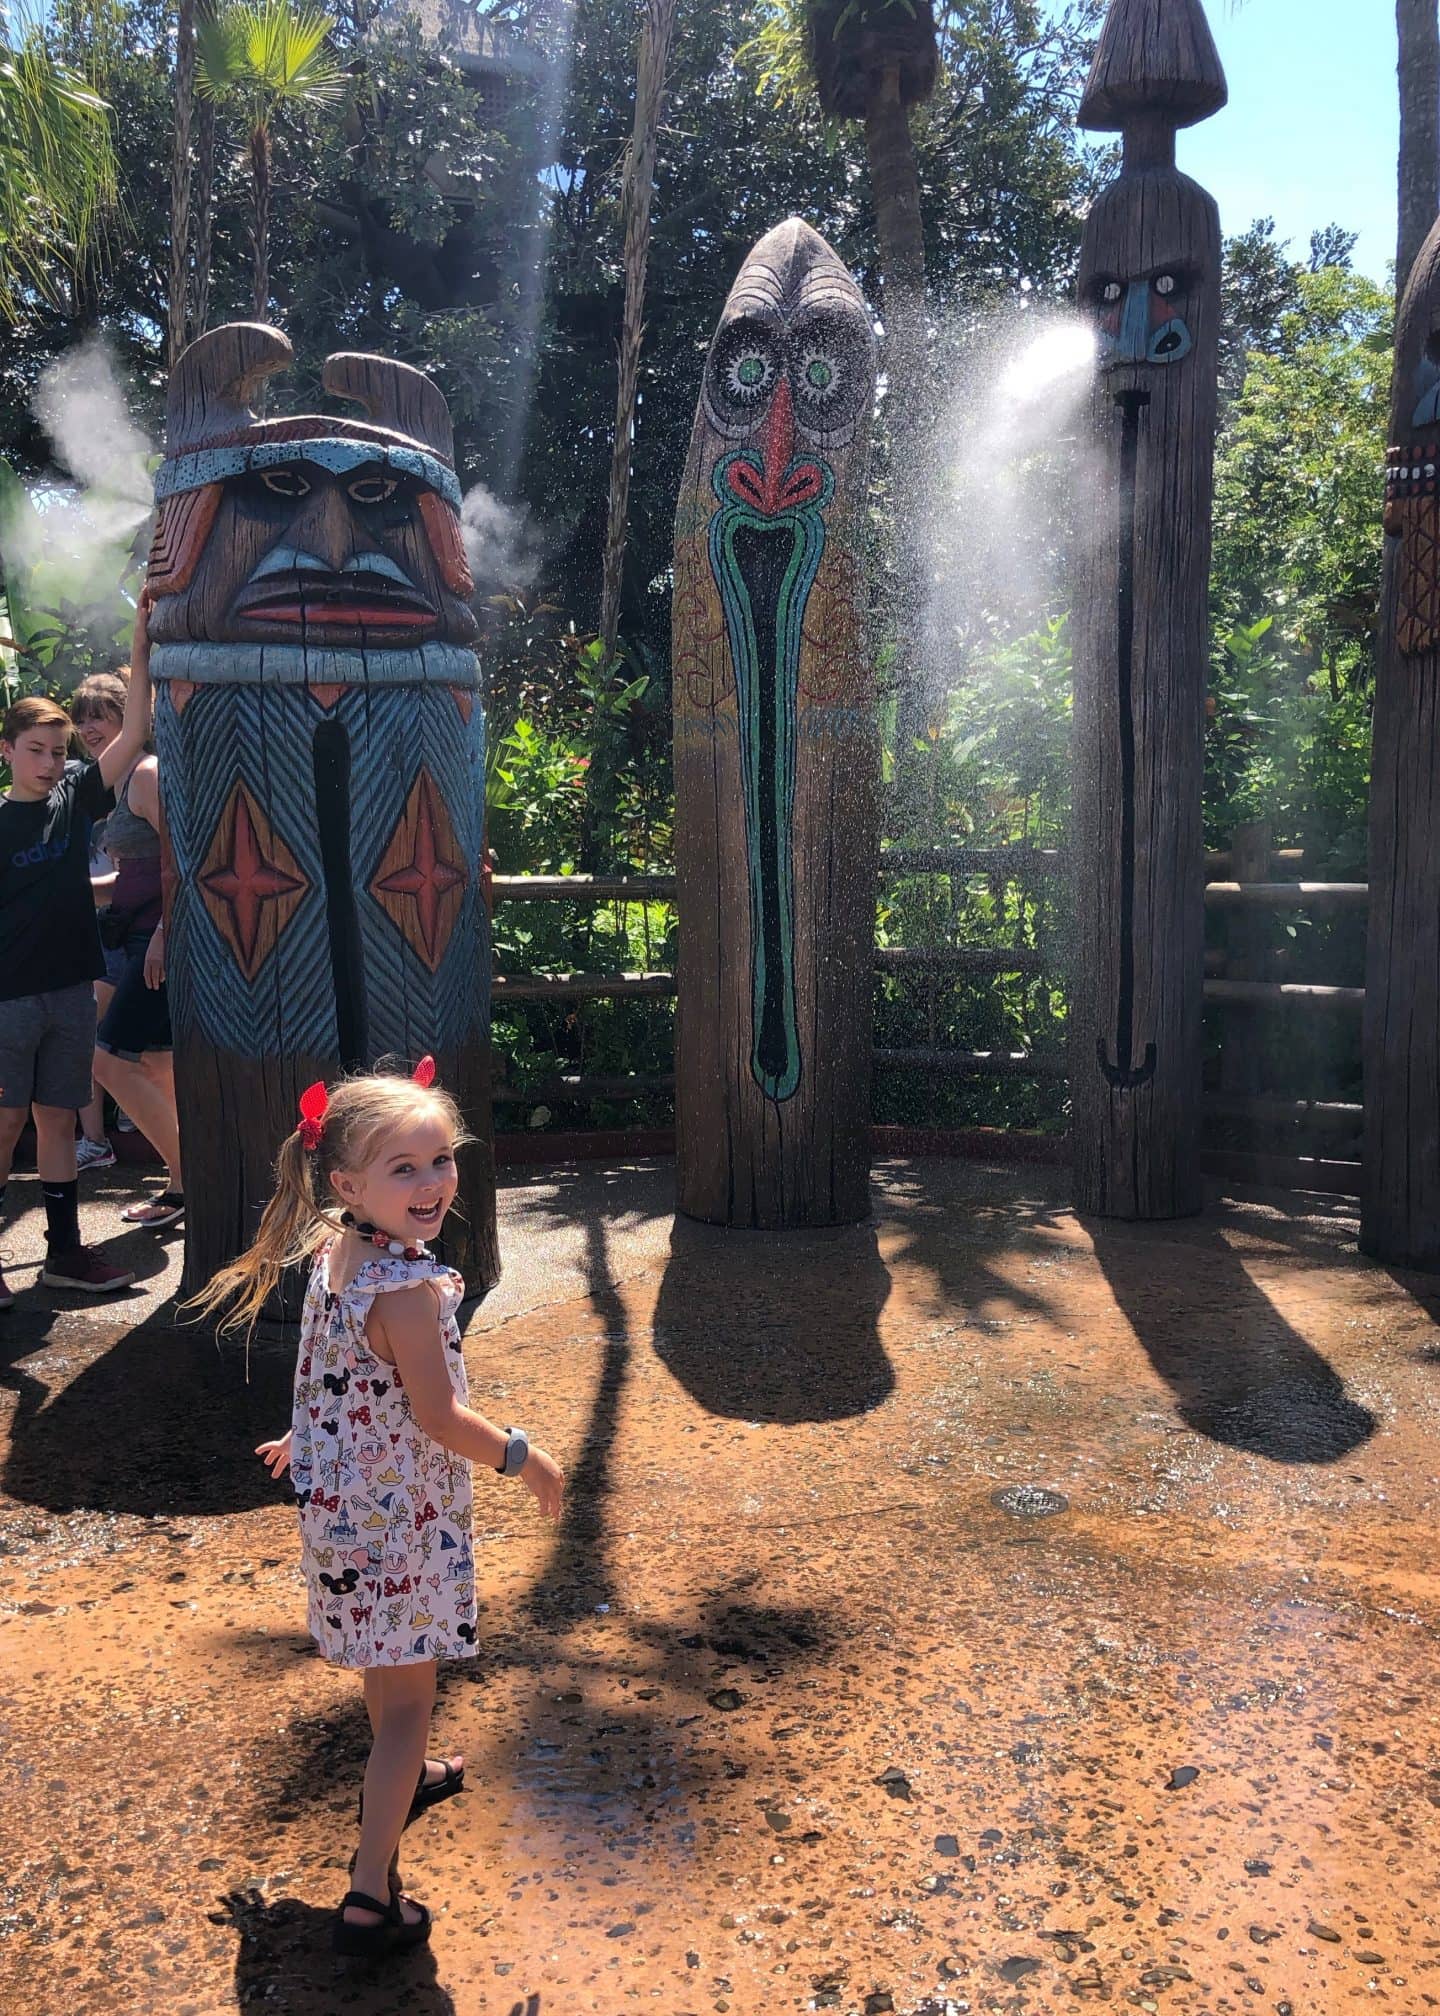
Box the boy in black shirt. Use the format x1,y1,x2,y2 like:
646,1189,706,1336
0,596,154,1300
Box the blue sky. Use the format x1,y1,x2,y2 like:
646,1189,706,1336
1059,0,1398,281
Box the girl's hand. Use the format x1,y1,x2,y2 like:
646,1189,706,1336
255,1430,292,1479
143,925,166,989
520,1445,564,1521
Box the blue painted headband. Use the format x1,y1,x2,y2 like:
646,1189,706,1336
154,436,463,513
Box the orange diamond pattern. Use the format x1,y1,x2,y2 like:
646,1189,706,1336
199,782,308,981
370,768,468,971
1397,494,1440,657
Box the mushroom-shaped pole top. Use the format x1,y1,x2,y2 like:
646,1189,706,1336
1079,0,1228,134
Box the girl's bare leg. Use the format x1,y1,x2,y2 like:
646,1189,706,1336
349,1662,436,1927
363,1665,462,1787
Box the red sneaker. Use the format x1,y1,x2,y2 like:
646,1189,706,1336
40,1248,135,1294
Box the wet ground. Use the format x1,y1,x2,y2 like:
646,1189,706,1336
2,1156,1438,2016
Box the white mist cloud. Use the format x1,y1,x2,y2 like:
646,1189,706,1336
460,482,542,592
0,341,156,622
919,303,1097,691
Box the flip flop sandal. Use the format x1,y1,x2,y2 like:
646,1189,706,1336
332,1888,432,1958
120,1192,185,1229
358,1759,465,1832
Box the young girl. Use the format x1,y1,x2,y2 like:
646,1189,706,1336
192,1063,563,1956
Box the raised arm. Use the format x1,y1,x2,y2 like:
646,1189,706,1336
99,590,155,791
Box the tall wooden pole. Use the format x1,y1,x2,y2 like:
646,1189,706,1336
166,0,197,368
599,0,678,664
147,324,498,1310
1070,0,1227,1220
1362,216,1440,1268
672,219,877,1227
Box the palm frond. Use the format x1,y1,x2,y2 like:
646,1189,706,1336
195,0,343,110
0,32,118,318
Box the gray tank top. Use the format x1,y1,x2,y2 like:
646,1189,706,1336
106,763,161,860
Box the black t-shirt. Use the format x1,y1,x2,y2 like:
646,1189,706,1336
0,762,115,1000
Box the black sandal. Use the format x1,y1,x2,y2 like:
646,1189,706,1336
358,1758,466,1831
332,1888,432,1957
412,1757,464,1818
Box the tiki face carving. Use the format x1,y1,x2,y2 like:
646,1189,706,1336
675,218,875,1110
1087,264,1197,370
1078,180,1218,395
703,301,873,460
146,326,477,655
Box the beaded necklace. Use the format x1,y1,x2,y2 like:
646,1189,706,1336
340,1210,430,1263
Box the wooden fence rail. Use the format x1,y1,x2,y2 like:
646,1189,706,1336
490,826,1368,1198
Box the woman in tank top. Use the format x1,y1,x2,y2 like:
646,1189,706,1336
89,741,185,1228
69,674,127,1164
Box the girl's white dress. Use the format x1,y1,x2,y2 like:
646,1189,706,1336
290,1241,477,1668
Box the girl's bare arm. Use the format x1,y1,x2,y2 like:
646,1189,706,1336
370,1287,564,1518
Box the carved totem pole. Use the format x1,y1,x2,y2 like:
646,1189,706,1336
672,218,877,1227
1070,0,1226,1220
1362,217,1440,1268
148,324,498,1303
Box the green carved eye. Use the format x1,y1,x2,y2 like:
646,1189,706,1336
796,345,844,407
725,346,775,404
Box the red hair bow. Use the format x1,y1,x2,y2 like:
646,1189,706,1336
412,1054,436,1088
297,1080,329,1151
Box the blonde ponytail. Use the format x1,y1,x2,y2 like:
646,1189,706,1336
183,1127,340,1337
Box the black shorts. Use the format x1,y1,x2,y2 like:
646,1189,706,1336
96,932,172,1060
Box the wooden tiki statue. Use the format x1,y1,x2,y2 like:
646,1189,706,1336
672,218,878,1227
1362,217,1440,1267
1069,0,1226,1220
148,324,498,1303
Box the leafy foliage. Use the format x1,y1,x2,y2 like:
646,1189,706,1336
1209,257,1391,870
0,8,119,321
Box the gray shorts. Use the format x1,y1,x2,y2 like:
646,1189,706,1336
0,984,98,1110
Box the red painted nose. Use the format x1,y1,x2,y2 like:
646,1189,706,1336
760,373,796,485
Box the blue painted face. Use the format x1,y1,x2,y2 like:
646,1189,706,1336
1093,271,1195,369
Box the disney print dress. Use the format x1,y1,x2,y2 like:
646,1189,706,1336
290,1243,477,1668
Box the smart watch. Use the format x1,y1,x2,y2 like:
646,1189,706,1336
498,1427,530,1477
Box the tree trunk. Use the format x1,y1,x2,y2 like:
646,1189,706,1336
167,0,197,365
863,63,931,778
192,95,216,337
599,0,678,665
250,122,270,320
1397,0,1440,297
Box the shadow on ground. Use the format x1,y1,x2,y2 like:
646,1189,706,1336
1089,1205,1378,1463
224,1886,465,2013
0,1308,292,1517
650,1212,894,1422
